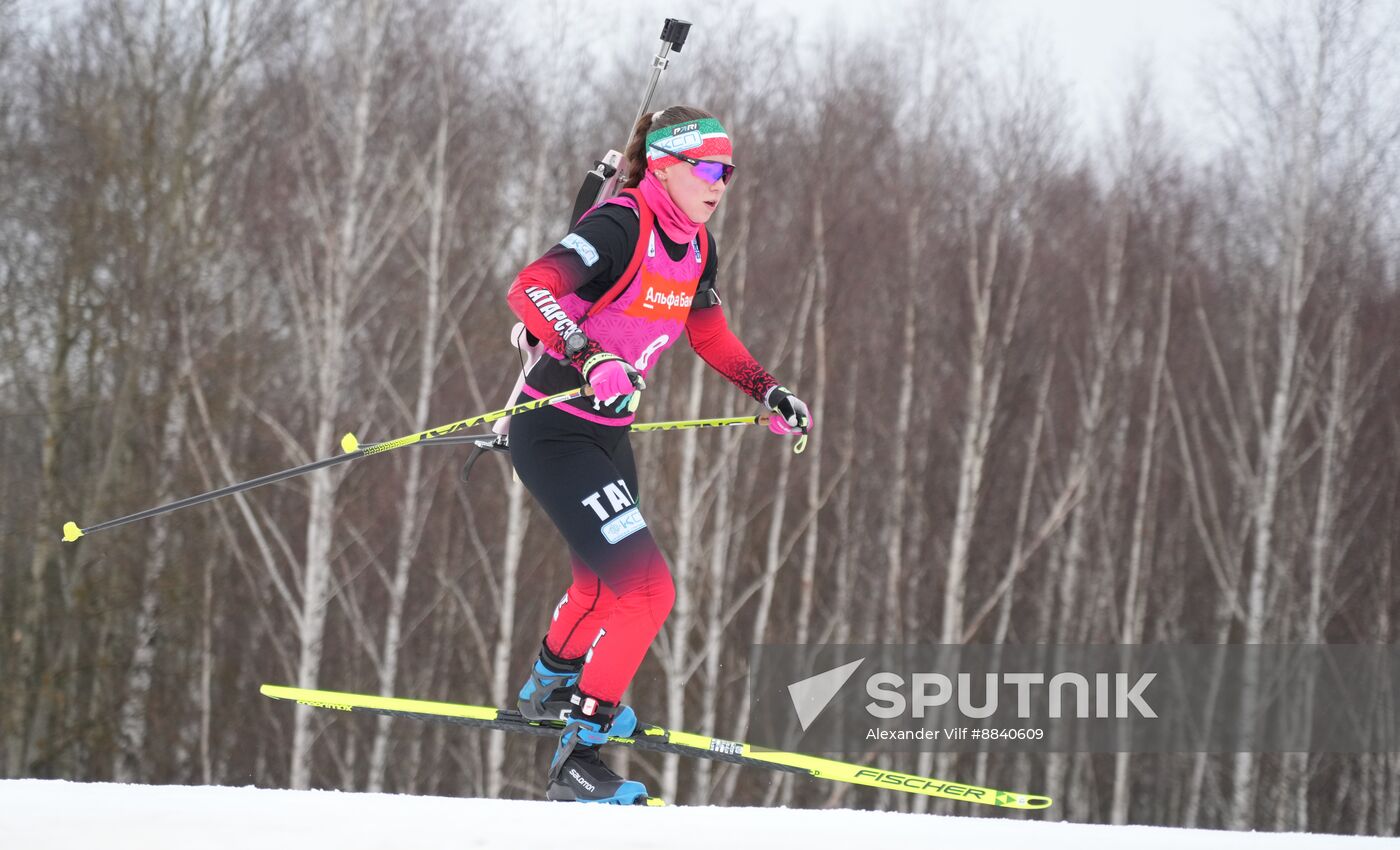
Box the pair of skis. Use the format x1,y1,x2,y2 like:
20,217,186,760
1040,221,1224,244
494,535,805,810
261,684,1053,811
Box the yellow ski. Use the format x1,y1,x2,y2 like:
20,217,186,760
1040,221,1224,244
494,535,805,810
260,684,1051,811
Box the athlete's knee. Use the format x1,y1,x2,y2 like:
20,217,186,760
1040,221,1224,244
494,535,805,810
601,549,674,623
652,565,674,618
646,557,676,625
562,577,602,608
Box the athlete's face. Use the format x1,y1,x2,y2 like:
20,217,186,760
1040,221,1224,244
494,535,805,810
656,154,733,224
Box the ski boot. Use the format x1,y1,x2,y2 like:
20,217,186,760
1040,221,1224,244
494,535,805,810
517,642,582,722
547,693,649,805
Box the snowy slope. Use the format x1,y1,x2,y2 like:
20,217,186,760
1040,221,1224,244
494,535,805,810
0,779,1386,849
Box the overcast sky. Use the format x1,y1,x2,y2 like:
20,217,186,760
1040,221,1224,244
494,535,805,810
20,0,1269,155
530,0,1244,153
978,0,1237,136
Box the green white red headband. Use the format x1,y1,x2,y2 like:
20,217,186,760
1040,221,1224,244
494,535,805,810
645,116,732,171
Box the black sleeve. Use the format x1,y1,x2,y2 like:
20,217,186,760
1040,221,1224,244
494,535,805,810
569,205,641,302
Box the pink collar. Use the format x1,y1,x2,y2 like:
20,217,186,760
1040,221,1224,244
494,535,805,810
638,171,702,244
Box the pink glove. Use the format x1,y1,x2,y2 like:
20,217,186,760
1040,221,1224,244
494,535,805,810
582,355,644,406
766,386,812,436
769,415,801,436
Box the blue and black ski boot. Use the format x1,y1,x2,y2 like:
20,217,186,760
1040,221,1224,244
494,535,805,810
517,641,583,722
546,693,648,805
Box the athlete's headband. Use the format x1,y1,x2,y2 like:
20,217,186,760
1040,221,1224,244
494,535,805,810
645,117,732,171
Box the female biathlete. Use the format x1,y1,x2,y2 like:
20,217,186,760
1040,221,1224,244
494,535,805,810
504,106,812,804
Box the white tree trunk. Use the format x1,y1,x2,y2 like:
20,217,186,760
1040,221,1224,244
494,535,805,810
696,192,752,805
731,243,816,808
777,198,830,808
1045,207,1124,819
1229,31,1323,829
290,418,341,790
793,195,829,649
485,476,528,798
661,353,708,802
114,380,190,782
290,0,394,789
367,86,451,794
7,299,74,778
940,209,998,645
879,206,921,646
1111,273,1173,824
1275,298,1353,829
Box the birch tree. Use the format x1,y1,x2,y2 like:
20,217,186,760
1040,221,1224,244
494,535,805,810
269,0,423,789
107,0,275,783
1207,2,1378,826
362,8,508,793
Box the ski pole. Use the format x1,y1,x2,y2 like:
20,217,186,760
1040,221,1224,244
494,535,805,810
369,413,804,450
629,413,804,448
406,413,805,448
390,413,807,452
60,386,589,543
634,413,807,453
336,386,589,455
407,413,809,485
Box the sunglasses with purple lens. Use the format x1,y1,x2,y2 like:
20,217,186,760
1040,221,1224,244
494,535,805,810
648,143,736,185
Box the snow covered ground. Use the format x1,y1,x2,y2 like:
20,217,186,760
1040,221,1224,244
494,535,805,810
0,779,1388,849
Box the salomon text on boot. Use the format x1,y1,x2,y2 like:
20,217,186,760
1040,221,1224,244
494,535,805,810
547,693,647,805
